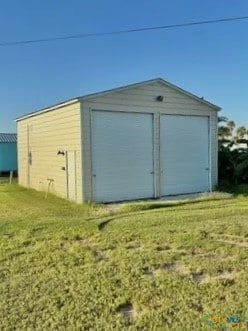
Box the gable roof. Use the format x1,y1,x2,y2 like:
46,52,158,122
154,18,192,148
79,78,221,110
0,133,17,143
15,77,221,121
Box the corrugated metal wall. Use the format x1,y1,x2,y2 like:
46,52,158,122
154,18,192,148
0,143,17,172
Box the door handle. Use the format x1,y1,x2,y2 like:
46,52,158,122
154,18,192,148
150,171,154,174
205,168,209,171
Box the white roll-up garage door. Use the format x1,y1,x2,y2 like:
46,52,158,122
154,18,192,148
91,111,154,202
160,115,210,196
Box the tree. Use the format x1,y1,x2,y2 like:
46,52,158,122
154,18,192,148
236,126,247,139
218,117,248,185
235,151,248,182
226,120,235,135
218,126,232,141
218,116,228,123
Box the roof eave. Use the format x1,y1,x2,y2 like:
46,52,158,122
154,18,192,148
15,98,79,122
157,78,221,111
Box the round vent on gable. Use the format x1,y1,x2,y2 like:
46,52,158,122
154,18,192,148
156,95,164,102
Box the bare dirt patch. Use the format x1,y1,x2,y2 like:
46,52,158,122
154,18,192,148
142,267,154,276
22,240,33,247
92,250,105,261
102,244,116,252
3,233,14,239
216,270,237,280
189,301,204,312
59,242,68,251
116,303,136,319
195,253,217,258
191,251,226,260
162,263,188,275
215,239,248,248
155,244,171,251
125,242,140,250
191,272,208,284
170,249,188,256
73,235,88,245
191,270,237,284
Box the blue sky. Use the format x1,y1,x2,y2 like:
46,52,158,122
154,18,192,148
0,0,248,132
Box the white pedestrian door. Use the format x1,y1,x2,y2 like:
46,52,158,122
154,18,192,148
91,111,154,202
66,151,77,201
160,115,209,196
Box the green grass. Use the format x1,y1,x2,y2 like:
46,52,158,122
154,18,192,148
0,184,248,330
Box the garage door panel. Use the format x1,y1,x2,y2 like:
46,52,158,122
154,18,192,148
91,111,154,202
161,115,209,196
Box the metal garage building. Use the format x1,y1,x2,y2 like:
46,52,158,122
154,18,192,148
16,78,221,203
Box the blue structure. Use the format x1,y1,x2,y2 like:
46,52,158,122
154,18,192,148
0,133,17,172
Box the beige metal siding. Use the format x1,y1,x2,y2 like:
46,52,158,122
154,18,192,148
17,102,83,202
81,81,218,201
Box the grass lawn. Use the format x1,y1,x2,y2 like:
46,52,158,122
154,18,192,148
0,184,248,330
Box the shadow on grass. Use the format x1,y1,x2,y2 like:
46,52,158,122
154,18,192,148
97,194,234,231
119,194,233,213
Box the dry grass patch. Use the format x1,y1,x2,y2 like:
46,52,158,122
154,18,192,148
1,184,248,330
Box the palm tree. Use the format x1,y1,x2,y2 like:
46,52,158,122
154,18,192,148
236,126,247,139
218,118,234,141
218,116,228,123
226,120,235,135
218,126,232,140
218,118,236,148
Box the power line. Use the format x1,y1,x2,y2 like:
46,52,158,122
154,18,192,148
1,15,248,47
